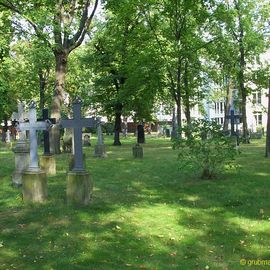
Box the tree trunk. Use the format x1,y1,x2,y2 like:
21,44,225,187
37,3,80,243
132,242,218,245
265,78,270,157
176,56,182,136
236,2,249,144
223,77,233,131
183,61,191,127
113,103,123,146
50,52,68,154
39,68,46,111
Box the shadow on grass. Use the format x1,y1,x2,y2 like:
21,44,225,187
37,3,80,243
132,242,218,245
1,139,270,269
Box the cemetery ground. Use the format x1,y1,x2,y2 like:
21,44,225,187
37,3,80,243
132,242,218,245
0,137,270,270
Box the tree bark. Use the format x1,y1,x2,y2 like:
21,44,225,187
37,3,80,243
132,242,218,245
113,103,123,146
38,68,46,111
183,61,191,127
176,56,182,136
239,42,249,143
223,76,233,131
235,0,249,143
265,78,270,157
50,51,68,154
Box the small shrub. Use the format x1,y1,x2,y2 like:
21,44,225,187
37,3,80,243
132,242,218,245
173,119,238,179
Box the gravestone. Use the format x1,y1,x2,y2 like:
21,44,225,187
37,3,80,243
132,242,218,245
133,143,143,158
94,118,107,158
60,98,97,205
137,124,145,144
39,109,56,175
6,130,11,143
11,103,30,187
16,101,51,202
83,134,91,146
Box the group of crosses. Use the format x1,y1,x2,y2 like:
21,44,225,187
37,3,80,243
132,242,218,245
12,98,104,205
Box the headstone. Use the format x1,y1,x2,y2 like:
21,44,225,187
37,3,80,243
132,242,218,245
133,143,143,158
83,134,91,146
137,124,145,144
16,101,51,202
39,109,56,175
6,130,11,143
94,118,107,158
11,103,30,187
60,98,97,205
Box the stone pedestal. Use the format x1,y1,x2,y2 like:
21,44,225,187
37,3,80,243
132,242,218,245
12,141,30,186
40,155,56,175
67,171,93,205
22,170,47,202
94,144,107,158
133,144,143,158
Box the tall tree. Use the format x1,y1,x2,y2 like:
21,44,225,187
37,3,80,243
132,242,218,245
0,0,99,153
81,2,161,145
141,0,212,134
216,0,266,142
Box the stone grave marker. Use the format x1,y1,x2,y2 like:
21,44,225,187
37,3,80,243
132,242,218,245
6,130,11,143
11,102,30,187
39,109,56,175
83,134,91,146
60,98,97,205
133,143,143,158
137,123,145,144
94,118,107,158
16,101,51,202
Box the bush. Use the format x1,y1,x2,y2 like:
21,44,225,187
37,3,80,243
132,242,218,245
173,119,238,179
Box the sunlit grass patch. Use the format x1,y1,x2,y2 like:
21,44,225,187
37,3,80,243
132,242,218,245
0,136,270,269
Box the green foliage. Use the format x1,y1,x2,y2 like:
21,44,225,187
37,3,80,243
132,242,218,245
174,119,238,179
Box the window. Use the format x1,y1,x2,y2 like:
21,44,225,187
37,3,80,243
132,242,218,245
253,92,262,104
254,112,262,125
258,92,262,104
220,102,224,113
220,118,224,124
258,114,262,125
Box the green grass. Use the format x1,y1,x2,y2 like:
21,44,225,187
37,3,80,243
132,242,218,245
1,136,270,270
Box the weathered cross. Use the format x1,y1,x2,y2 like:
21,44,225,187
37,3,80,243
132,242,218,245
60,99,97,172
40,109,56,155
12,102,28,141
16,101,51,171
226,109,241,136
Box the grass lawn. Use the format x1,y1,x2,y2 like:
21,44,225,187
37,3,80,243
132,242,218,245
0,136,270,270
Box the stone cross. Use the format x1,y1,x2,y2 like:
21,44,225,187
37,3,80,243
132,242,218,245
60,99,96,171
226,109,240,136
12,102,28,141
16,101,51,172
40,109,56,155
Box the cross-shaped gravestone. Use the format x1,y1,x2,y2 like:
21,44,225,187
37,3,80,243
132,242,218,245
60,99,97,171
16,101,51,172
226,109,241,136
12,102,28,141
40,109,56,155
